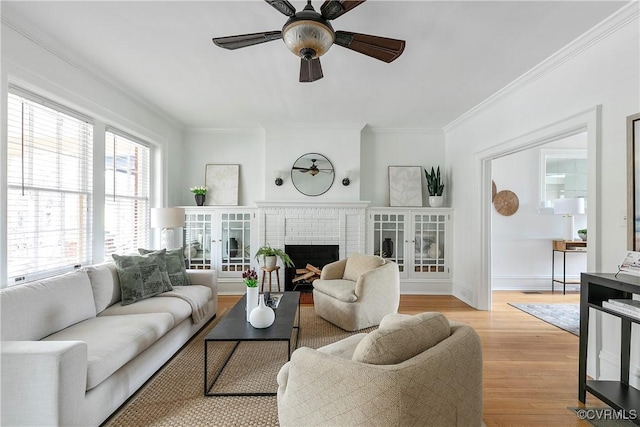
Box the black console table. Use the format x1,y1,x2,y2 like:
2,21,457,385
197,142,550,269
579,273,640,424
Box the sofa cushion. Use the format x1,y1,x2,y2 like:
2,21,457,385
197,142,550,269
0,270,96,341
139,248,191,287
343,254,385,282
352,312,450,365
85,263,121,314
313,279,358,303
112,251,173,306
43,313,174,390
98,294,193,324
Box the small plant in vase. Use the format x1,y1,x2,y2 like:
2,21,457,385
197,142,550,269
190,186,207,206
242,268,259,321
425,166,445,207
255,244,294,269
577,229,587,241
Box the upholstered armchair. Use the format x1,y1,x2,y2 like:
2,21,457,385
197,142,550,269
312,254,400,331
277,312,484,427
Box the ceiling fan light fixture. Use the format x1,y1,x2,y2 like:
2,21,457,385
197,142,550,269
282,20,334,59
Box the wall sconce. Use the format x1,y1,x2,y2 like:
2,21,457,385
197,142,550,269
342,170,351,186
274,170,284,186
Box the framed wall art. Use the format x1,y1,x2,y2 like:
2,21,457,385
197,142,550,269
627,113,640,250
205,164,239,206
389,166,423,207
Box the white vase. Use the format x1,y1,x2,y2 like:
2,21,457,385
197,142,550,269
428,195,444,207
250,294,275,328
265,256,277,269
246,286,259,322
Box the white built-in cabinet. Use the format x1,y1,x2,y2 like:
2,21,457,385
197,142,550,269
368,208,452,280
182,208,256,278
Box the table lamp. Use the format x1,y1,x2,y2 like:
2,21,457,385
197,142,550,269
151,207,185,249
553,198,585,241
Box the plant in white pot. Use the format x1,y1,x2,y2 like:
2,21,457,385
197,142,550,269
425,166,445,207
255,245,294,269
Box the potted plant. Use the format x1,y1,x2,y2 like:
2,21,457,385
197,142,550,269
255,244,294,269
425,166,445,207
242,268,259,321
189,186,207,206
577,229,587,241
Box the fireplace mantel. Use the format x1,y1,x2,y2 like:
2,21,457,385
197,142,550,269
255,201,370,209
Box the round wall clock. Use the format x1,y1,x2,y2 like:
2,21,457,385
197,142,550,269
493,190,519,216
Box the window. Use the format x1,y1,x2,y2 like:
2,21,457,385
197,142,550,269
6,88,93,285
104,130,150,259
539,148,587,211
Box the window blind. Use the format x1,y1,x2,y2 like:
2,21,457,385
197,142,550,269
6,90,94,285
104,130,150,259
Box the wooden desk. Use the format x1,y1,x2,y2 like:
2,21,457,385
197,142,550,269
552,240,587,295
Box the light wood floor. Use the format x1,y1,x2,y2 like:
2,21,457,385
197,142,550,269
218,291,603,426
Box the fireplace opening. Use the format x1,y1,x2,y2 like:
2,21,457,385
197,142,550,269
284,245,339,293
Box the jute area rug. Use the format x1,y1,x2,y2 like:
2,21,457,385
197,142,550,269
508,303,579,336
103,306,375,427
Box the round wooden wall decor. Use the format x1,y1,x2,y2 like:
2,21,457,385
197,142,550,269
494,190,519,216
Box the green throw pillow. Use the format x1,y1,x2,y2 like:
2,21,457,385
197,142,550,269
112,250,173,306
138,248,191,287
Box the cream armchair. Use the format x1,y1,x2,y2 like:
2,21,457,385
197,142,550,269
312,254,400,331
277,312,483,427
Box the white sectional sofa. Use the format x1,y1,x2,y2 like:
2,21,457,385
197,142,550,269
0,263,217,427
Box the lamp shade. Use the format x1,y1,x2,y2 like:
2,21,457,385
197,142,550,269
553,198,585,215
151,208,185,229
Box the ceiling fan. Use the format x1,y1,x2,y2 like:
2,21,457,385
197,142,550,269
292,159,333,176
212,0,405,82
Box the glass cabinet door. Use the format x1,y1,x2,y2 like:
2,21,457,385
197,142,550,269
183,212,212,269
219,212,252,276
413,213,446,274
372,213,405,274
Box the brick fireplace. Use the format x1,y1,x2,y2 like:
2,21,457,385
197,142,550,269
256,201,368,294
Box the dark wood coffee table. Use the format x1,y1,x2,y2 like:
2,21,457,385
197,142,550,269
204,291,300,396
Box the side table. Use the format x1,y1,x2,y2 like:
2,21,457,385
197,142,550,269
261,266,281,292
552,240,587,294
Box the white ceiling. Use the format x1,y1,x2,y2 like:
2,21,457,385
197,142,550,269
1,1,629,129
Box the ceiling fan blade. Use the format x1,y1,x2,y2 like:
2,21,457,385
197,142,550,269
300,58,324,83
321,1,366,20
212,31,282,50
264,0,296,17
334,31,405,63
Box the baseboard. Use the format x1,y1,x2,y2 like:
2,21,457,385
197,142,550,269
598,349,640,389
491,275,581,291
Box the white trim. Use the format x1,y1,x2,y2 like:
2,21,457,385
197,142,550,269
476,107,601,310
1,18,183,131
255,200,371,208
444,2,639,133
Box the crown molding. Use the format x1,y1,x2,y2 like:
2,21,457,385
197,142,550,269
1,17,184,131
444,2,639,133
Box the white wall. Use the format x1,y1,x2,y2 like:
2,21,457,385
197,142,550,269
491,134,587,290
180,126,446,208
1,23,184,277
445,6,639,385
179,128,265,207
446,7,639,307
361,128,446,207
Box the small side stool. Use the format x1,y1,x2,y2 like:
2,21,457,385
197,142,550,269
261,266,281,292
